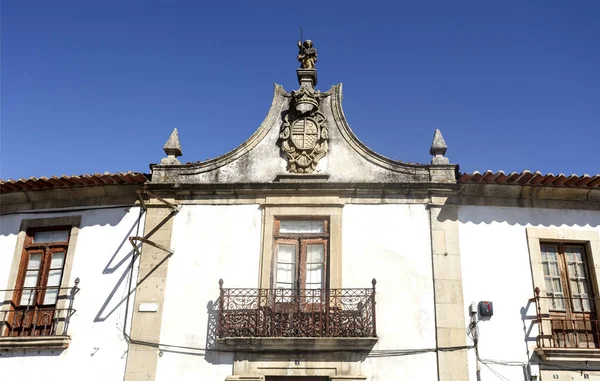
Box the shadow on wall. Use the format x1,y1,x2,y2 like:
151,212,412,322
448,205,600,228
94,213,144,322
0,206,134,237
520,299,539,361
92,216,231,365
205,298,222,363
115,295,232,366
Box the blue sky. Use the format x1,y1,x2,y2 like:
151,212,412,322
2,1,599,179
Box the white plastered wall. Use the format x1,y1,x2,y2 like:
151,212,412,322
459,206,600,381
343,204,438,381
0,207,143,381
155,203,439,381
155,205,262,381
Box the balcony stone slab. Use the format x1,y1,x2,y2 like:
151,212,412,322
217,337,378,352
0,335,70,350
535,347,600,362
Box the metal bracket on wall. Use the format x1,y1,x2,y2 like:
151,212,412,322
129,189,180,256
136,189,179,212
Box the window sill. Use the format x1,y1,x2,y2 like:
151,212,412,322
535,347,600,362
0,335,70,350
217,337,378,352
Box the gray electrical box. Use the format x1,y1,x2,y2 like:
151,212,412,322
478,301,493,317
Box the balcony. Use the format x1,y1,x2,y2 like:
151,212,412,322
533,287,600,361
0,280,80,349
216,279,378,351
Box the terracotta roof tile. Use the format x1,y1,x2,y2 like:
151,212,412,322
0,172,149,194
459,171,600,189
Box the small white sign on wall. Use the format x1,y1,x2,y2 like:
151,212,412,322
138,302,159,312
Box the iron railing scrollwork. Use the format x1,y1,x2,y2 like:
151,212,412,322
217,279,377,338
533,286,600,349
1,279,80,337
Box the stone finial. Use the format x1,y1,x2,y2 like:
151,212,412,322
160,128,182,165
430,129,449,164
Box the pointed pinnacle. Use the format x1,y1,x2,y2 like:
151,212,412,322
163,128,182,157
430,129,447,156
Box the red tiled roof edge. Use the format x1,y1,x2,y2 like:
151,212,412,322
0,172,150,194
459,170,600,189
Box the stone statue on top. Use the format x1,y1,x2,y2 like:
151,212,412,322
297,40,317,69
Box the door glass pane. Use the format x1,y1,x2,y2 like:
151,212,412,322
275,281,294,289
44,269,63,305
23,270,39,288
43,289,59,305
276,263,294,284
306,264,323,288
541,244,558,261
50,252,65,269
47,269,62,287
20,289,36,306
20,271,39,305
552,295,565,310
306,244,324,289
306,244,324,263
570,246,584,262
276,244,296,289
33,230,69,243
277,244,295,263
27,253,42,270
552,278,563,294
280,220,324,234
577,263,586,278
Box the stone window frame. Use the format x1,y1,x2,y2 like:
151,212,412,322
259,205,343,290
526,227,600,360
1,216,82,349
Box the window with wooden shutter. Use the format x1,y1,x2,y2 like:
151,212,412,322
541,242,598,348
5,228,71,337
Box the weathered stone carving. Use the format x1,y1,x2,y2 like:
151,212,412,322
160,128,183,165
297,40,317,69
279,87,328,173
430,128,449,164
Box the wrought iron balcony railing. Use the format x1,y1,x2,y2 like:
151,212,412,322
1,280,80,338
217,279,377,339
533,287,600,349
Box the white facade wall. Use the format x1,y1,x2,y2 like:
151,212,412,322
459,206,600,381
343,204,438,381
156,205,262,381
156,203,438,381
0,207,143,381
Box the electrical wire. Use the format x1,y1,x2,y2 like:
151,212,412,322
481,361,512,381
480,358,528,367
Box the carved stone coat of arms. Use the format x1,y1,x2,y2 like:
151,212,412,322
279,87,329,173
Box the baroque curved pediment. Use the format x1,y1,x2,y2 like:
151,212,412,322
151,83,450,185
